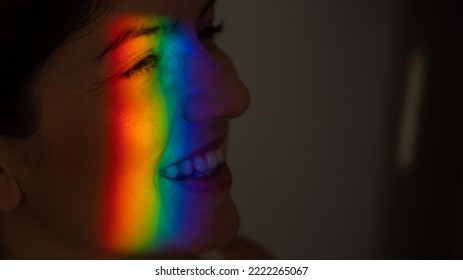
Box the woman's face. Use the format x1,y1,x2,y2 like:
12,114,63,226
9,0,249,258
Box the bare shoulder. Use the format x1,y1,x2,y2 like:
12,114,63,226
218,236,274,260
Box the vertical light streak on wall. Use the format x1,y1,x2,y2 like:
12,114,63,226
397,48,426,171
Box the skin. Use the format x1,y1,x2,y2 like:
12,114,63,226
0,0,250,259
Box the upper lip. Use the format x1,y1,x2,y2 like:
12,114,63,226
159,135,226,171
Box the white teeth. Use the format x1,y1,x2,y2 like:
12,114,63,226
216,150,224,164
161,148,225,179
178,160,194,176
193,155,207,172
205,151,218,169
164,165,179,179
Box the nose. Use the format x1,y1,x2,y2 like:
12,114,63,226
181,48,250,124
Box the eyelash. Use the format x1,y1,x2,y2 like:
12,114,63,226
121,21,224,79
198,21,224,40
122,54,160,79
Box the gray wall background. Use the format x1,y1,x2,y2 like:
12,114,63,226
217,0,400,259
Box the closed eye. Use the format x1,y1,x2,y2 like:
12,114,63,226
122,54,160,79
119,20,223,80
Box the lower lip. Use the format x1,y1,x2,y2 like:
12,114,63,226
161,163,232,194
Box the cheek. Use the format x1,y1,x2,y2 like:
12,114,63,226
21,87,110,249
100,82,169,254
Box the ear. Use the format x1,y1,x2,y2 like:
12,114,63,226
0,166,22,211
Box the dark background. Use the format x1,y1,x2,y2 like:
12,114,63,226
217,0,462,259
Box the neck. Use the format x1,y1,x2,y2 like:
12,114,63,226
0,212,101,259
1,205,118,259
0,211,200,259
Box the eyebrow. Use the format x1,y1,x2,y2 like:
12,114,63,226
94,0,217,63
94,25,161,63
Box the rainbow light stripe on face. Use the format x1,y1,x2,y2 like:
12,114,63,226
99,16,194,254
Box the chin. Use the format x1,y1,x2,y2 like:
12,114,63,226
161,194,240,255
192,201,240,254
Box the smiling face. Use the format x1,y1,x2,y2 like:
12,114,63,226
6,0,249,258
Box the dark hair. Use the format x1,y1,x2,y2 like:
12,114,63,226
0,0,117,259
0,0,116,138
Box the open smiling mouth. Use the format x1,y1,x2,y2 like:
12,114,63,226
161,140,224,181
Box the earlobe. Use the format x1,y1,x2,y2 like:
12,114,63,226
0,167,22,211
